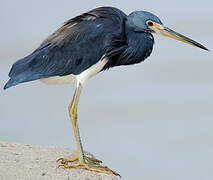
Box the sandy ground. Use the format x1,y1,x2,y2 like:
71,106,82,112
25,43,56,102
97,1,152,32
0,141,118,180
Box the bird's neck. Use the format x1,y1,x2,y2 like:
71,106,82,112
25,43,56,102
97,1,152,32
124,22,154,63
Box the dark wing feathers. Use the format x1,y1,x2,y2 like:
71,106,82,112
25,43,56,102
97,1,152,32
4,7,127,89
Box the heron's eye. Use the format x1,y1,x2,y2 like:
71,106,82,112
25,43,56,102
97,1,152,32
147,21,154,26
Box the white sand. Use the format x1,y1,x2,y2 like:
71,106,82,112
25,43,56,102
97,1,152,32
0,141,118,180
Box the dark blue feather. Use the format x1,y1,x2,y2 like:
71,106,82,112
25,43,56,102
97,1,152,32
4,7,155,89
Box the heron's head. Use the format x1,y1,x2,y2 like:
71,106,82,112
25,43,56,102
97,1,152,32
127,11,208,51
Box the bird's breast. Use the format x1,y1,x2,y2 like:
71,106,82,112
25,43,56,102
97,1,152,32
127,32,154,62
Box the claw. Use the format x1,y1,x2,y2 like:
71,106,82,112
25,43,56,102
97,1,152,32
58,161,120,177
57,155,120,177
57,157,78,164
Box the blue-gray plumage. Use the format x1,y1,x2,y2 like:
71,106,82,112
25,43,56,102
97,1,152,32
4,7,157,89
4,7,208,89
4,7,208,176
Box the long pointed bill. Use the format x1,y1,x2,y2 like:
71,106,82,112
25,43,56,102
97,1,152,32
161,27,208,51
150,22,209,51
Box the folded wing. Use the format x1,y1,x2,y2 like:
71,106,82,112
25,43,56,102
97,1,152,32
4,7,127,89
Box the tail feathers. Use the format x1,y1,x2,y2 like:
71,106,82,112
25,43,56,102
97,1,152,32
4,79,19,90
8,54,34,77
4,73,44,90
4,55,33,90
4,51,47,90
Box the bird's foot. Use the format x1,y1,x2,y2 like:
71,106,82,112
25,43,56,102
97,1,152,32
57,156,120,177
57,155,102,165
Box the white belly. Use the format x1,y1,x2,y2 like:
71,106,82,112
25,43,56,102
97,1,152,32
40,74,76,84
40,57,108,85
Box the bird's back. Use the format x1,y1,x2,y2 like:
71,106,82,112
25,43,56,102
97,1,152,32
4,7,127,89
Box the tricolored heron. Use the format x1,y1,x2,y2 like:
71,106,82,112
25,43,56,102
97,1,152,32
4,7,208,177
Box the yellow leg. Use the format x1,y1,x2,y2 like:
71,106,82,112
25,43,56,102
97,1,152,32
68,84,84,163
58,83,120,177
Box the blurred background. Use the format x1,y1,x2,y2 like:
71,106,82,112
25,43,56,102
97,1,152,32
0,0,212,179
